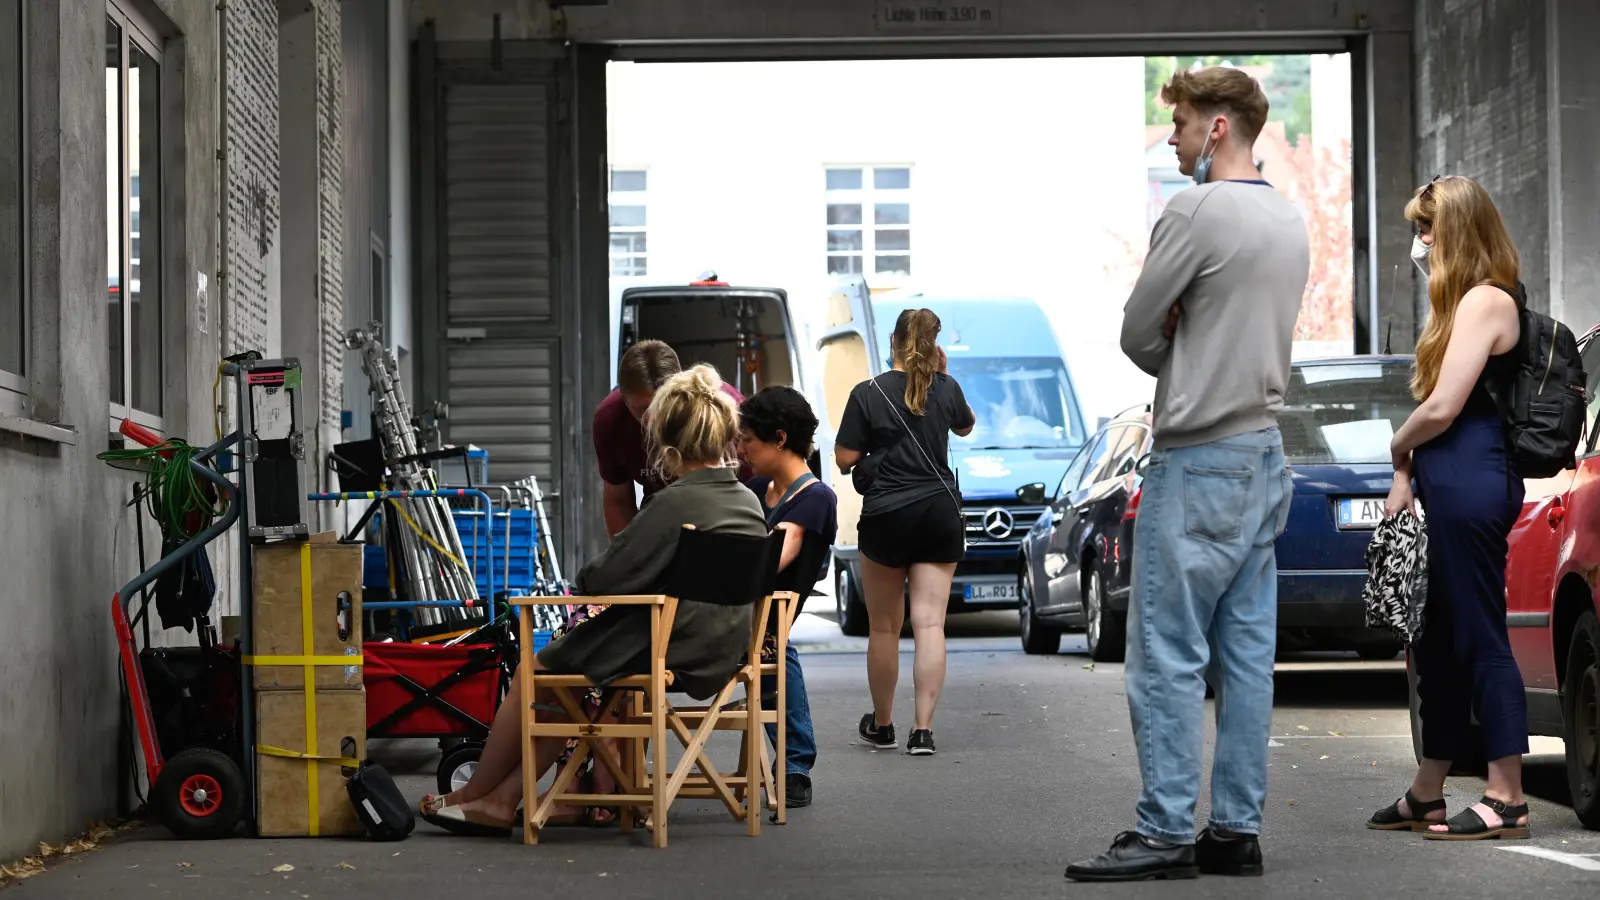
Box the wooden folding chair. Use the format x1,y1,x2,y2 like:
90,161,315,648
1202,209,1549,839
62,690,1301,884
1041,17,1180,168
511,525,783,848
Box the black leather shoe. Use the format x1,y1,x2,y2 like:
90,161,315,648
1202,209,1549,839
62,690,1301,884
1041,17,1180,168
785,773,812,809
1065,831,1199,882
1196,826,1263,876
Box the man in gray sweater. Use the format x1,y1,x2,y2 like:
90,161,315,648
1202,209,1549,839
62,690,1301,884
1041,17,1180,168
1067,66,1310,883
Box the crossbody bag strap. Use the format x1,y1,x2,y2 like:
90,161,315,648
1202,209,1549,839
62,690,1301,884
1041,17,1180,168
871,375,963,515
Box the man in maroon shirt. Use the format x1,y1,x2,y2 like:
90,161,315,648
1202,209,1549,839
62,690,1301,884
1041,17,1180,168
593,340,749,537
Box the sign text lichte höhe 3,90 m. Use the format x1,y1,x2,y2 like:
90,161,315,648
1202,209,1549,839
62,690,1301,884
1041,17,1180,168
876,1,1001,33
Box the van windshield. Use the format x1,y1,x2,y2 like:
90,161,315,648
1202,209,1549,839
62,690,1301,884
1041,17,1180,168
944,356,1086,450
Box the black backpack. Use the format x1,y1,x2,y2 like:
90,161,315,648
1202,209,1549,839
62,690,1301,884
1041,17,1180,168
346,762,414,841
1489,283,1587,479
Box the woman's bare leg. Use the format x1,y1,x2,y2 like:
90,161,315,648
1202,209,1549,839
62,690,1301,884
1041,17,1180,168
860,556,908,727
907,562,956,731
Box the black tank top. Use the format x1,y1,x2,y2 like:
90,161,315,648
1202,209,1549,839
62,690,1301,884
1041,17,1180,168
1462,282,1521,416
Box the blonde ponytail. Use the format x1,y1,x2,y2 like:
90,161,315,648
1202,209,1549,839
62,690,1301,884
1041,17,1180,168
893,308,941,416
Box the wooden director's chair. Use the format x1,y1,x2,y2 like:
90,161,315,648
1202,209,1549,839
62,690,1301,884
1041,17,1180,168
678,528,830,825
511,525,784,848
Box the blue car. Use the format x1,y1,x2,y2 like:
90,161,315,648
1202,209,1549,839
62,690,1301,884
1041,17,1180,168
1019,355,1416,661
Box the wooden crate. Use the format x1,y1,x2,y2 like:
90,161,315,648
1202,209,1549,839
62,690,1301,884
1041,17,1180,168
255,688,367,838
251,533,364,691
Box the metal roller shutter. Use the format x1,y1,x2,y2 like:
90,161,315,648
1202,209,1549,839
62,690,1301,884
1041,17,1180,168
440,81,560,487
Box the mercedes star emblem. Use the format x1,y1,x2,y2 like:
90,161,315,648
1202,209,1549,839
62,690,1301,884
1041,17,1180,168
983,507,1015,539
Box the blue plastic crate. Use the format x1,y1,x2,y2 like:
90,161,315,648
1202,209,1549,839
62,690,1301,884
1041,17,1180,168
532,630,554,652
362,545,388,588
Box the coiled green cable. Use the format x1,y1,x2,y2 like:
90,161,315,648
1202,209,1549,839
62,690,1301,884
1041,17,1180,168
98,440,229,540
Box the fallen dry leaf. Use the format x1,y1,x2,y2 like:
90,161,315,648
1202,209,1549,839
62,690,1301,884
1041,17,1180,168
1329,731,1344,737
179,861,194,869
1296,725,1310,732
337,861,356,870
1319,755,1330,761
272,864,295,873
1287,799,1296,806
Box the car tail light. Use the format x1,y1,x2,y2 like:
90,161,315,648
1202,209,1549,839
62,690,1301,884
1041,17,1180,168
1123,485,1142,521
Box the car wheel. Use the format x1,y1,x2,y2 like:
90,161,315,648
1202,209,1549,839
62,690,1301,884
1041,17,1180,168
1406,646,1488,775
1019,566,1062,655
1563,610,1600,829
1084,569,1125,663
835,561,869,638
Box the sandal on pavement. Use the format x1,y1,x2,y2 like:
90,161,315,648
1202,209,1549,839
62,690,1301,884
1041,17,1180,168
1421,796,1530,841
1367,789,1447,831
419,794,513,837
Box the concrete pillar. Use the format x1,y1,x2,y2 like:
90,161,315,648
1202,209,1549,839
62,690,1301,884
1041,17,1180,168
277,0,343,528
1547,0,1600,333
1358,32,1416,351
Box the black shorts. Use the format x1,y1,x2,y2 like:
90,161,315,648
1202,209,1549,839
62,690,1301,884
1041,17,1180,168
858,493,965,569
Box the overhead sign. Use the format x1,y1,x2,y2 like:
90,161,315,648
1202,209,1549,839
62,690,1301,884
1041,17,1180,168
876,1,1001,33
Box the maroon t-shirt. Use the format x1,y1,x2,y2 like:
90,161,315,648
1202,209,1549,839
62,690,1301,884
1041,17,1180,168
592,383,751,498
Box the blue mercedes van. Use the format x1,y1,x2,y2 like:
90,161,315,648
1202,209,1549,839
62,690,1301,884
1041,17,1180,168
815,279,1088,636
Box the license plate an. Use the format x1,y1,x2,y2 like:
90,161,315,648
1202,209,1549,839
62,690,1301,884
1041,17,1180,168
965,583,1018,602
1337,497,1386,530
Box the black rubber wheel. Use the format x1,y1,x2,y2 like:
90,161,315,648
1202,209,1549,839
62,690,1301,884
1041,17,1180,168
1357,640,1403,661
835,560,869,638
152,748,246,840
1563,610,1600,829
1084,570,1126,663
437,742,485,796
1406,647,1487,775
1019,566,1062,655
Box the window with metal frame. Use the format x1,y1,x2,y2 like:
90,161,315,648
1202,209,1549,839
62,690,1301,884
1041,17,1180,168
0,0,25,411
106,2,164,426
825,166,912,283
608,167,648,277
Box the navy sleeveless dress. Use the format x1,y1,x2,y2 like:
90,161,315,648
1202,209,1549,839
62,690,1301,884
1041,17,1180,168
1410,348,1529,762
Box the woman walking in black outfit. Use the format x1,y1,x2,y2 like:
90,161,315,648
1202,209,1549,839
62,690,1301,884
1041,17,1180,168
834,308,975,756
1368,175,1531,840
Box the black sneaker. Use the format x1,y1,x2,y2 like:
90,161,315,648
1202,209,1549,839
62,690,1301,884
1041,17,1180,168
785,773,812,808
1195,826,1263,876
858,713,896,749
906,729,936,756
1065,832,1199,882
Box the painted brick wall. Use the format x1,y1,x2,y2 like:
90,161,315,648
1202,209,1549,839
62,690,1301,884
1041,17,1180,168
1414,0,1549,316
223,0,280,355
315,0,344,434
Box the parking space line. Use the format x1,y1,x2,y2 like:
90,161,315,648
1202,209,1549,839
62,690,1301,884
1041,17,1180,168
1498,846,1600,871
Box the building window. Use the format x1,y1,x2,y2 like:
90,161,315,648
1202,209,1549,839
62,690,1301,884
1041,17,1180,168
609,168,647,277
825,166,912,282
106,4,164,423
0,0,24,407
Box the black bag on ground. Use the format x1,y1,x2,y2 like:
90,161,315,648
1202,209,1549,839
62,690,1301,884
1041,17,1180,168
346,763,414,841
1489,282,1587,479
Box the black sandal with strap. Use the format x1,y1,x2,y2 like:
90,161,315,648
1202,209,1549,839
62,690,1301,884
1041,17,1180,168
1367,789,1447,832
1420,796,1531,841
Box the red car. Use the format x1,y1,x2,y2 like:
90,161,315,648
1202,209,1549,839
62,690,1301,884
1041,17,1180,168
1421,326,1600,826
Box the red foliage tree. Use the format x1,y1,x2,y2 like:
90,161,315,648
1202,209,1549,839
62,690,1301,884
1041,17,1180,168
1101,135,1355,343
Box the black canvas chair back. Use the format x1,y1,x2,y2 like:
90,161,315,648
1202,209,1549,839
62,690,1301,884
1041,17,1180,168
781,530,833,614
667,527,783,607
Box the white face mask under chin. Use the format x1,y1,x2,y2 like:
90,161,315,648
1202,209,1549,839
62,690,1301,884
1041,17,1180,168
1410,235,1432,278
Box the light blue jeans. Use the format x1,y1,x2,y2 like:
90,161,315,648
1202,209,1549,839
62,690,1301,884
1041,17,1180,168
1125,427,1293,843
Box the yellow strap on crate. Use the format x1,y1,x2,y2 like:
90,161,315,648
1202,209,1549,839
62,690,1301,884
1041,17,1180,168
300,543,320,836
257,744,361,767
242,655,365,666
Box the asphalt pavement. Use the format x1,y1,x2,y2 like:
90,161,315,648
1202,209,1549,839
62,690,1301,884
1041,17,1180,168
10,613,1600,898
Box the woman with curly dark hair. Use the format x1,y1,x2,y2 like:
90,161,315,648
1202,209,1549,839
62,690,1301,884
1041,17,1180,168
739,386,838,808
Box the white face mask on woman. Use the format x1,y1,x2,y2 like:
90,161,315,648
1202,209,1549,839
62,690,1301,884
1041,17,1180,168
1410,234,1432,278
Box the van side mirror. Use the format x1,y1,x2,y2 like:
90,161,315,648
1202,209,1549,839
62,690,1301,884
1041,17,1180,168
1134,453,1153,476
